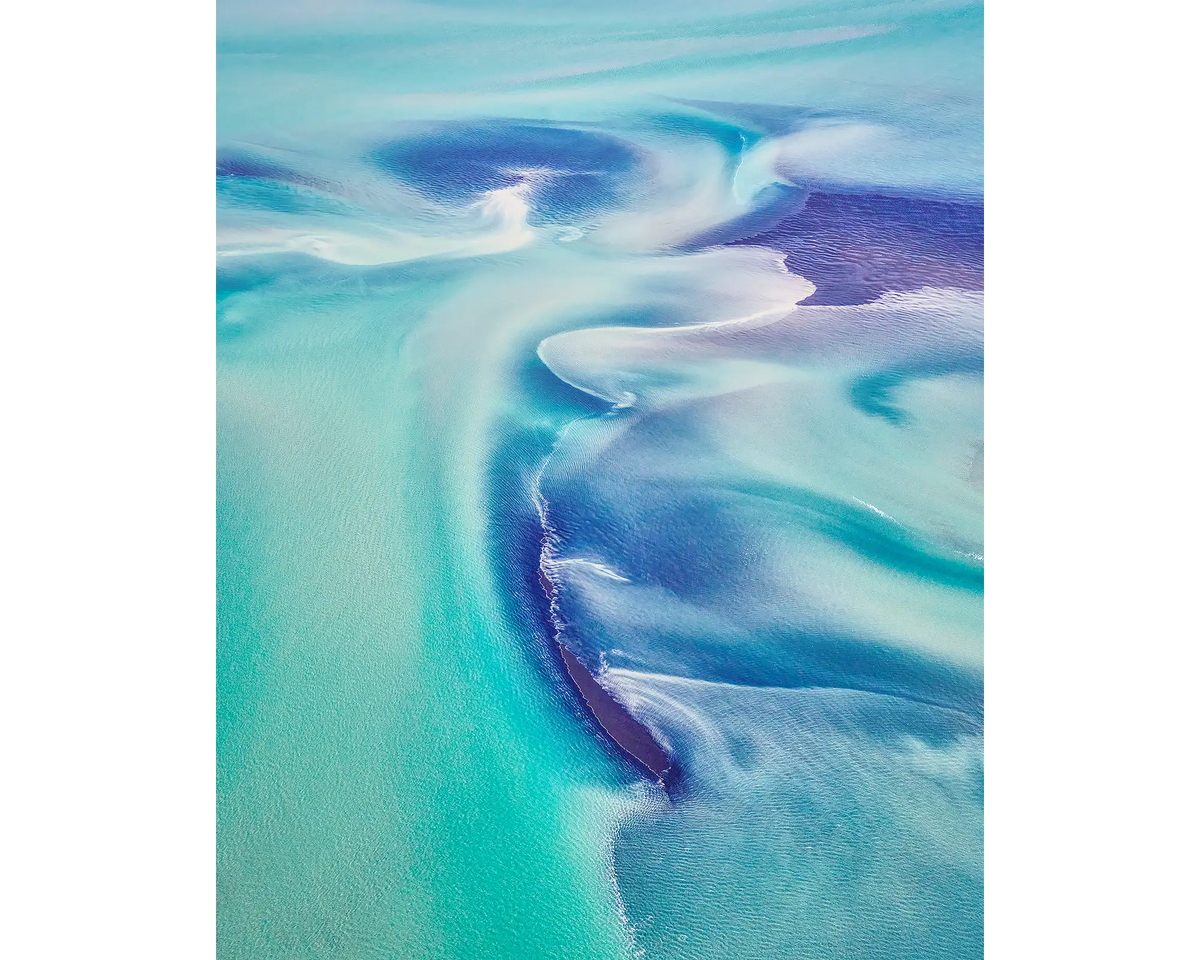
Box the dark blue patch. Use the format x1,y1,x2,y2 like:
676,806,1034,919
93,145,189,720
484,425,675,789
217,150,307,184
730,190,983,305
217,152,288,180
374,123,638,224
536,411,755,603
530,400,983,719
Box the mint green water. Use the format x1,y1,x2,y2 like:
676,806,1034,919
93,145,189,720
217,264,639,957
218,3,982,957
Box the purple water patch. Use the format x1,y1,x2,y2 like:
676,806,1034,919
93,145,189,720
733,190,983,305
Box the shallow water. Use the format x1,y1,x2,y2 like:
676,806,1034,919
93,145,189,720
217,4,982,957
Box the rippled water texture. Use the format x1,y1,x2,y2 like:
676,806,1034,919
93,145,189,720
217,3,983,958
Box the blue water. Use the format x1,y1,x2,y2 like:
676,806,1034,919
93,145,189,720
218,3,982,957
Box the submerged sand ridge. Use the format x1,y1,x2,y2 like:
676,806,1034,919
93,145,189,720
556,642,671,780
536,552,671,779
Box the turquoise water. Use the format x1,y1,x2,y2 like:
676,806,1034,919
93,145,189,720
218,4,982,957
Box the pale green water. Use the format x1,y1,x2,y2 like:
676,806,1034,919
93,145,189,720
217,262,639,958
218,3,982,957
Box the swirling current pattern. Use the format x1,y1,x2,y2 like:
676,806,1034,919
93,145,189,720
217,4,982,959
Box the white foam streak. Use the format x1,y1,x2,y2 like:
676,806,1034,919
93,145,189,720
851,496,898,522
545,558,631,583
216,177,537,265
472,181,537,250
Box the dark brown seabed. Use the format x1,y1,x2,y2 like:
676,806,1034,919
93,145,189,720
537,566,670,779
556,642,671,779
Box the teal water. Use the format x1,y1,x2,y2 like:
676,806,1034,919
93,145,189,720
218,4,982,957
217,259,642,957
